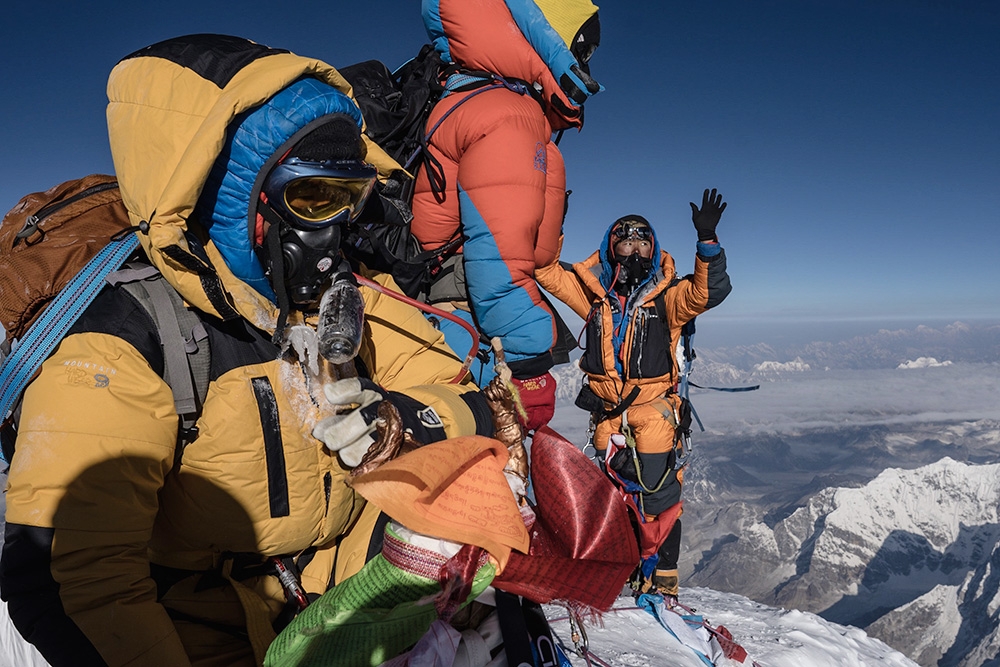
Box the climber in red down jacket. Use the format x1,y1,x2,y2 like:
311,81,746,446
411,0,603,432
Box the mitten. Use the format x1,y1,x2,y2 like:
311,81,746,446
509,371,556,432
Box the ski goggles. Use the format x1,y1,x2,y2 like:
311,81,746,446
263,158,377,229
612,221,653,241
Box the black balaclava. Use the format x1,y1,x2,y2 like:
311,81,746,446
289,115,366,162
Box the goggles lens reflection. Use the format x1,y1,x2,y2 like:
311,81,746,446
283,177,375,224
613,222,652,241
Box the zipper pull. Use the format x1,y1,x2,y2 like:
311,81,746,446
13,214,41,246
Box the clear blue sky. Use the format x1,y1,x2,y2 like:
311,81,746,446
3,0,998,341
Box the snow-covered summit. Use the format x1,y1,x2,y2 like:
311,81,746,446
898,357,953,369
688,457,1000,665
751,358,811,377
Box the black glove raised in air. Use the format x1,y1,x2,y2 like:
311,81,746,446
690,188,726,242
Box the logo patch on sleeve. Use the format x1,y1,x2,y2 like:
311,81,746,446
63,360,118,388
533,142,547,173
417,406,444,429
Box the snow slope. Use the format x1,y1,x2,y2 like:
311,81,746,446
546,587,917,667
0,585,919,667
687,457,1000,664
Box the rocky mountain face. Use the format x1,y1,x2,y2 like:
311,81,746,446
867,538,1000,667
686,457,1000,665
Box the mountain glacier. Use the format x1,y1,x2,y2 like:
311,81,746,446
686,457,1000,665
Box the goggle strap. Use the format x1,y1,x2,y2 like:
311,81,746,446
263,222,292,345
257,198,286,229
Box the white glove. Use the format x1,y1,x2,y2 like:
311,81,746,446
312,377,386,467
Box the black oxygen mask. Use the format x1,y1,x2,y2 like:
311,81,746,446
613,252,653,293
267,222,344,310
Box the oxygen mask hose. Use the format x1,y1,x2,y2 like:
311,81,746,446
353,274,481,383
317,275,365,364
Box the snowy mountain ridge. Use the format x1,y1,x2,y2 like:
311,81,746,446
867,535,1000,667
689,456,1000,665
781,458,1000,571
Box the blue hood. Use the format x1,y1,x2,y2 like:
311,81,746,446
195,78,364,302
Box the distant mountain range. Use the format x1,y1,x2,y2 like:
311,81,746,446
551,320,1000,393
686,456,1000,666
545,320,1000,665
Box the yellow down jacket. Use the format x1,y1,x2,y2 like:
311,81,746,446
1,35,488,667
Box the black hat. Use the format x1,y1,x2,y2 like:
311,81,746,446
289,113,366,161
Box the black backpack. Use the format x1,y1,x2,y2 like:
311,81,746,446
340,46,501,299
339,44,446,177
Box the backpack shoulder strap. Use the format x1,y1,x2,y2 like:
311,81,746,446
0,232,140,437
111,265,210,441
0,235,212,465
416,74,531,196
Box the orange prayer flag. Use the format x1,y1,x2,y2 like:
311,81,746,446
350,436,529,568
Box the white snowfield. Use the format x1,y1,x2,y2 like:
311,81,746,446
0,570,918,667
1,597,48,667
545,587,918,667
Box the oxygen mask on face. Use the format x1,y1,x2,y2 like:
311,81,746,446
614,253,653,292
261,158,377,311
